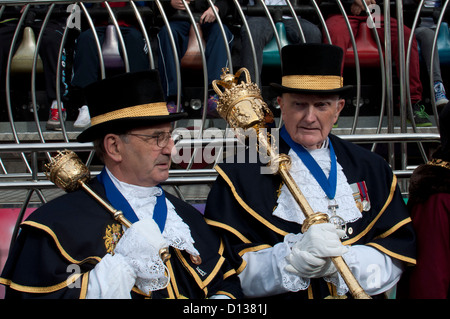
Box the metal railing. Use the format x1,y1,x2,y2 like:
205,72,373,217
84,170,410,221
0,0,445,208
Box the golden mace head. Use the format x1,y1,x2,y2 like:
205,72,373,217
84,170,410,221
212,67,273,130
44,150,90,192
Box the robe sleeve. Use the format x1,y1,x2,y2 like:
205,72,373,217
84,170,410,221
407,193,450,299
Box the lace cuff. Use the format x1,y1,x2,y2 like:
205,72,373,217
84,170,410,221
280,233,355,296
279,233,310,292
323,247,357,296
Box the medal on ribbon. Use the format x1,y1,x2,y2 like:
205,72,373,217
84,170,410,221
280,126,346,233
351,181,371,212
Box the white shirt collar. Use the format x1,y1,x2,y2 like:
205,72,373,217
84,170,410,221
273,144,362,226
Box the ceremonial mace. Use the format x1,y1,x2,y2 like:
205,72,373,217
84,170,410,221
212,68,371,299
44,150,171,263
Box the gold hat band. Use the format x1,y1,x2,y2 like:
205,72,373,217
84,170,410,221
281,75,344,91
91,102,169,126
427,158,450,170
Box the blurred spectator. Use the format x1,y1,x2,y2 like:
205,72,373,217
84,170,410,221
71,2,150,128
413,0,448,109
157,0,234,115
416,24,448,108
239,0,322,87
324,0,432,127
0,5,68,130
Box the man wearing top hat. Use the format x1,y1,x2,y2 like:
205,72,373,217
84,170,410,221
204,43,416,298
0,70,242,299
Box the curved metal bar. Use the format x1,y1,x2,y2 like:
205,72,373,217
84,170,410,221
104,1,130,72
130,0,154,69
55,4,74,143
80,2,106,79
359,0,386,152
430,0,449,132
32,3,55,160
206,0,233,72
258,0,283,71
5,4,32,173
170,185,186,201
205,0,233,168
405,0,422,132
257,0,285,128
334,0,361,134
234,0,259,85
404,0,428,163
285,0,305,43
155,0,182,113
363,7,386,151
180,0,209,170
394,0,409,172
383,0,395,167
311,0,331,44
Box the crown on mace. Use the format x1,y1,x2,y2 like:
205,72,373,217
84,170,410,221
212,68,273,130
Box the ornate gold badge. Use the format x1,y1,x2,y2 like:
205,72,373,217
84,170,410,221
104,223,123,255
428,158,450,170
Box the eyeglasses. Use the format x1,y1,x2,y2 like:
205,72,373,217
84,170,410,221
127,131,182,148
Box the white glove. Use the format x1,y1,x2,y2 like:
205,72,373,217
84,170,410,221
116,218,168,253
114,218,170,294
285,223,348,279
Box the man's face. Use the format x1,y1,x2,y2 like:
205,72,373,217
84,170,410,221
278,93,345,149
117,122,174,187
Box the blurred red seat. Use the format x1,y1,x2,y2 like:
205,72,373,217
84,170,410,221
344,22,381,68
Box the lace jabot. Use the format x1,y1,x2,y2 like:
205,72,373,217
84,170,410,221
273,146,362,226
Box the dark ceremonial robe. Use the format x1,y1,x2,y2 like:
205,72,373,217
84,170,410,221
0,178,242,299
204,133,416,299
397,151,450,299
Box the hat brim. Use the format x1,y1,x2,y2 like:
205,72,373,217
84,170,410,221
77,112,188,142
270,83,353,96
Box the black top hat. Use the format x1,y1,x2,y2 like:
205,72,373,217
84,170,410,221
77,70,187,142
270,43,353,95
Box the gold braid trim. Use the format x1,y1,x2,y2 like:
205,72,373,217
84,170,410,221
427,158,450,170
282,75,344,91
91,102,169,126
